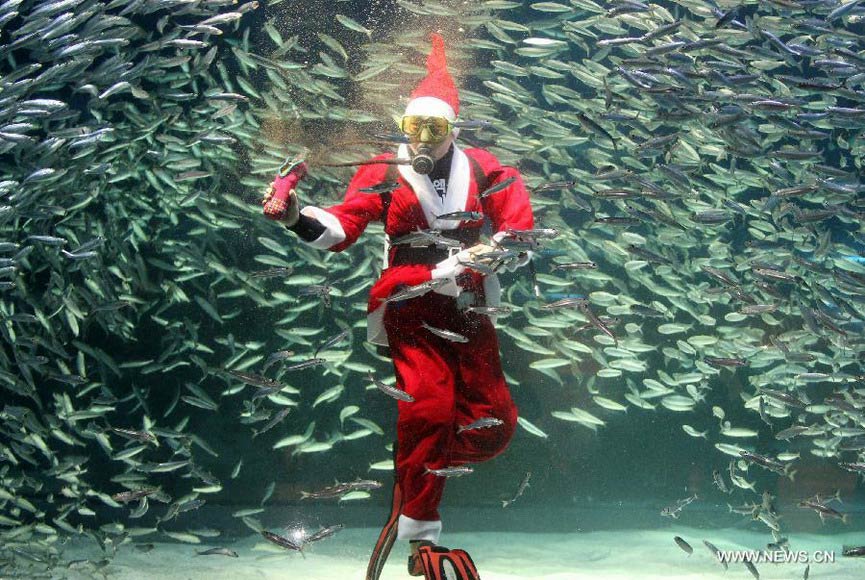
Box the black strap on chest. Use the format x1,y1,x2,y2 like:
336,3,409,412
379,165,397,225
389,229,482,266
469,155,490,193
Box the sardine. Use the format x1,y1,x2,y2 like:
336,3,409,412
359,181,400,194
382,279,448,303
367,372,414,403
478,177,516,199
301,479,382,500
421,322,469,343
502,472,531,508
457,417,503,434
425,465,474,477
436,210,483,221
674,536,693,555
196,547,238,557
304,524,343,544
260,530,303,552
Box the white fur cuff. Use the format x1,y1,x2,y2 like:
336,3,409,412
299,206,347,250
397,515,442,542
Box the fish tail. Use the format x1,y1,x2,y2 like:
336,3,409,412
501,500,509,508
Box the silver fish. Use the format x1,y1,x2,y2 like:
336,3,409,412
260,531,303,552
502,472,531,508
252,407,291,438
505,227,559,240
712,470,731,494
382,279,448,303
478,177,516,199
304,524,344,544
551,261,597,270
368,372,414,402
457,417,504,434
703,540,728,570
260,350,295,373
359,181,400,194
674,536,693,555
465,305,512,317
282,358,326,372
301,480,382,500
421,322,469,343
196,547,238,557
436,210,483,221
425,465,474,478
661,493,698,519
248,267,293,278
314,328,351,357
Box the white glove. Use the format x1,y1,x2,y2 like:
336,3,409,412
430,252,467,297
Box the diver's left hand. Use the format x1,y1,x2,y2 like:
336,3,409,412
491,231,533,272
431,253,467,297
463,242,497,262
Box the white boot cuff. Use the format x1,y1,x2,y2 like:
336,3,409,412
397,515,442,542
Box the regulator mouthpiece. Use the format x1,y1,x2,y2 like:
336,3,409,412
411,145,435,175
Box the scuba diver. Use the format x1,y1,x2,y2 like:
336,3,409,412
262,33,534,580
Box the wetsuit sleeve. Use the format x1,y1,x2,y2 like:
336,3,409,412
288,213,326,242
292,160,389,252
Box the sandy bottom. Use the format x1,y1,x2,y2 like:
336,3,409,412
59,526,863,579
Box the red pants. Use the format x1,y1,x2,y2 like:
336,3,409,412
383,291,518,523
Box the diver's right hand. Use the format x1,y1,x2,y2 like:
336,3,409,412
262,183,300,227
263,160,307,225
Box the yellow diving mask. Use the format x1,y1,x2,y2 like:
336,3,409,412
399,115,453,143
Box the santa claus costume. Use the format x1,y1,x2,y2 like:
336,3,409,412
266,33,534,579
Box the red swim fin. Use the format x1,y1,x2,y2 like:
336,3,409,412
417,545,480,580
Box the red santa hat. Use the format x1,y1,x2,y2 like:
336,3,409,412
404,33,459,121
